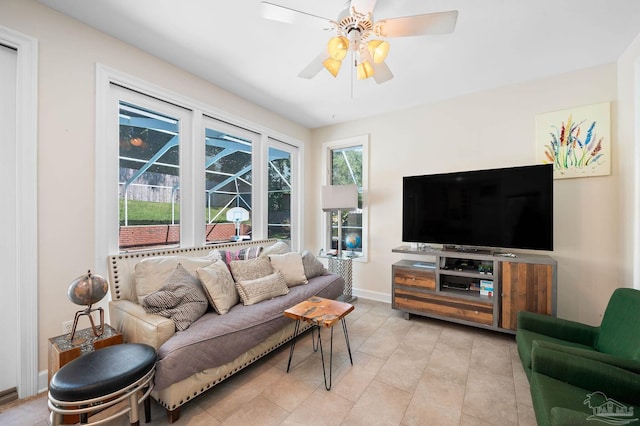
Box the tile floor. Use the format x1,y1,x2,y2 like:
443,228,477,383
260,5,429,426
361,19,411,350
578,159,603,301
0,299,536,426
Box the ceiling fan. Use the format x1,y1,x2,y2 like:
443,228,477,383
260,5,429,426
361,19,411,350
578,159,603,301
261,0,458,84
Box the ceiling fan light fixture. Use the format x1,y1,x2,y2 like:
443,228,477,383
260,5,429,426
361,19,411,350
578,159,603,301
367,39,390,64
327,36,349,61
356,60,374,80
323,57,343,77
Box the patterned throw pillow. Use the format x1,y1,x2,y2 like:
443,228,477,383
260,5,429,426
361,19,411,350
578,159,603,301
141,263,209,331
235,272,289,305
301,250,327,279
269,252,308,287
196,261,239,314
217,246,263,267
229,256,273,283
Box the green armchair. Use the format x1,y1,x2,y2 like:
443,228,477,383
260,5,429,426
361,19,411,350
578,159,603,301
516,287,640,425
529,341,640,426
516,287,640,379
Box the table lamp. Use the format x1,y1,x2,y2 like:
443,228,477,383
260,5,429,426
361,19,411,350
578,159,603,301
322,184,358,257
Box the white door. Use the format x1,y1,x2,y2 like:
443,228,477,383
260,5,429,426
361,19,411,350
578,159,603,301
0,43,18,396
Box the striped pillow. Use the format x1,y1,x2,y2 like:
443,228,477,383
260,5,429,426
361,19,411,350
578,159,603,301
142,263,209,331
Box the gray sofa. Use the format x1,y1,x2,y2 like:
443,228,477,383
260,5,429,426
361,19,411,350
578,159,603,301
107,239,345,423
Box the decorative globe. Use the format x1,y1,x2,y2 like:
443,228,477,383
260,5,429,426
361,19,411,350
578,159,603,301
67,270,109,307
344,233,361,250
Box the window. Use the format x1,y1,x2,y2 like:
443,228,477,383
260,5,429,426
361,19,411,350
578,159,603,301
323,135,368,260
96,66,302,255
118,102,182,250
268,139,295,245
204,118,258,243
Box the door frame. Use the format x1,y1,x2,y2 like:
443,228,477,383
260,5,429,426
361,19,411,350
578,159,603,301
0,25,39,398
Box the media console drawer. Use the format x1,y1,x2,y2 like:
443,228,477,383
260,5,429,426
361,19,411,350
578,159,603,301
393,265,436,291
394,288,494,326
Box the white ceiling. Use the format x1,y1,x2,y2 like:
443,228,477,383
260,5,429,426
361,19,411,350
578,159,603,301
39,0,640,129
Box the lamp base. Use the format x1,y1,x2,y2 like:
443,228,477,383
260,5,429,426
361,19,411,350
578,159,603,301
339,295,358,303
69,307,104,342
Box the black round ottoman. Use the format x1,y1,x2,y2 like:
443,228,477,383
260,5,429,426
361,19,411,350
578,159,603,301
48,343,157,426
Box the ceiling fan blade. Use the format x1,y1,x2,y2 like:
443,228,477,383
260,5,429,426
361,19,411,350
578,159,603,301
350,0,377,14
372,61,393,84
298,50,328,79
261,2,331,29
378,10,458,37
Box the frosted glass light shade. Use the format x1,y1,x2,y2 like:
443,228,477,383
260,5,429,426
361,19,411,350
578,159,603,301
327,36,349,60
357,61,374,80
367,40,390,63
322,57,342,77
321,185,358,211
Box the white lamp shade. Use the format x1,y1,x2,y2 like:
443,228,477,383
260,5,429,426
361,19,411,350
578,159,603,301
322,185,358,211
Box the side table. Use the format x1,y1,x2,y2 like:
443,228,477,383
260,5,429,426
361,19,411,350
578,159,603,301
48,324,123,385
321,255,357,303
284,297,354,390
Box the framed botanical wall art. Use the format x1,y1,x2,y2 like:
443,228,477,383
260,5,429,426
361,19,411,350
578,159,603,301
535,102,611,179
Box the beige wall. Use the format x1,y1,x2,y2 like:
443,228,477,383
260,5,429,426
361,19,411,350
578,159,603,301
1,0,310,374
310,63,624,327
617,32,640,289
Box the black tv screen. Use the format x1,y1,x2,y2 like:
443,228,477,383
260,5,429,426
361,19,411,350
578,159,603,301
402,164,553,251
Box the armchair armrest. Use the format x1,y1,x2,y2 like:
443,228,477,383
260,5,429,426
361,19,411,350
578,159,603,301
533,340,640,374
517,310,599,346
531,341,640,406
109,300,175,350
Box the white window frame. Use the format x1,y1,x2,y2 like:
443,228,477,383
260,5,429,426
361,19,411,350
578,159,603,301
96,65,304,271
321,134,369,262
266,137,299,245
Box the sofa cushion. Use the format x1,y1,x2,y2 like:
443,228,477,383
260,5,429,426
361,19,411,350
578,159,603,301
134,255,216,304
269,252,308,287
142,264,209,331
259,241,291,257
235,272,289,305
196,261,239,315
301,250,327,279
229,256,273,282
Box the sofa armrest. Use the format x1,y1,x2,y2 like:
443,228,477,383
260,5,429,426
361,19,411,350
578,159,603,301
517,310,599,346
109,300,175,350
531,341,640,406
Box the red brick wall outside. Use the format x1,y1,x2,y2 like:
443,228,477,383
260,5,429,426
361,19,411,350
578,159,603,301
119,223,251,249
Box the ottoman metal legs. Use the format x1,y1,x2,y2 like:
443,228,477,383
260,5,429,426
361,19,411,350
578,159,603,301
48,343,157,426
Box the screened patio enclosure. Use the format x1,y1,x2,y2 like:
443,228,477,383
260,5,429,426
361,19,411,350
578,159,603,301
119,102,292,250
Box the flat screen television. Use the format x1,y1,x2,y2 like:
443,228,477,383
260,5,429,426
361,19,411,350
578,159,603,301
402,164,553,251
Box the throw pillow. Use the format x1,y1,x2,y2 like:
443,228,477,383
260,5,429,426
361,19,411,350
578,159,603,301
142,263,209,331
235,272,289,306
301,250,327,279
134,255,216,304
229,256,273,282
196,261,239,314
269,252,308,287
259,241,291,257
217,246,263,267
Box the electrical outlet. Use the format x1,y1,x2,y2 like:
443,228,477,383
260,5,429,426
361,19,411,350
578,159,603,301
62,320,74,335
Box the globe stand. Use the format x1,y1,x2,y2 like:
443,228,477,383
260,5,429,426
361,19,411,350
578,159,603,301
69,306,104,343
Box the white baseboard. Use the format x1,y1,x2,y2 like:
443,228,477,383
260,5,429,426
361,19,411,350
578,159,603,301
353,288,391,304
38,370,48,394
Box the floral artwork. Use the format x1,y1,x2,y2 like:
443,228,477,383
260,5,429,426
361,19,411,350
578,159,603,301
535,102,610,179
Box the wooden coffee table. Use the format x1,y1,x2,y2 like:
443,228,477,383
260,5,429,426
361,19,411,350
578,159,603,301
284,296,354,390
